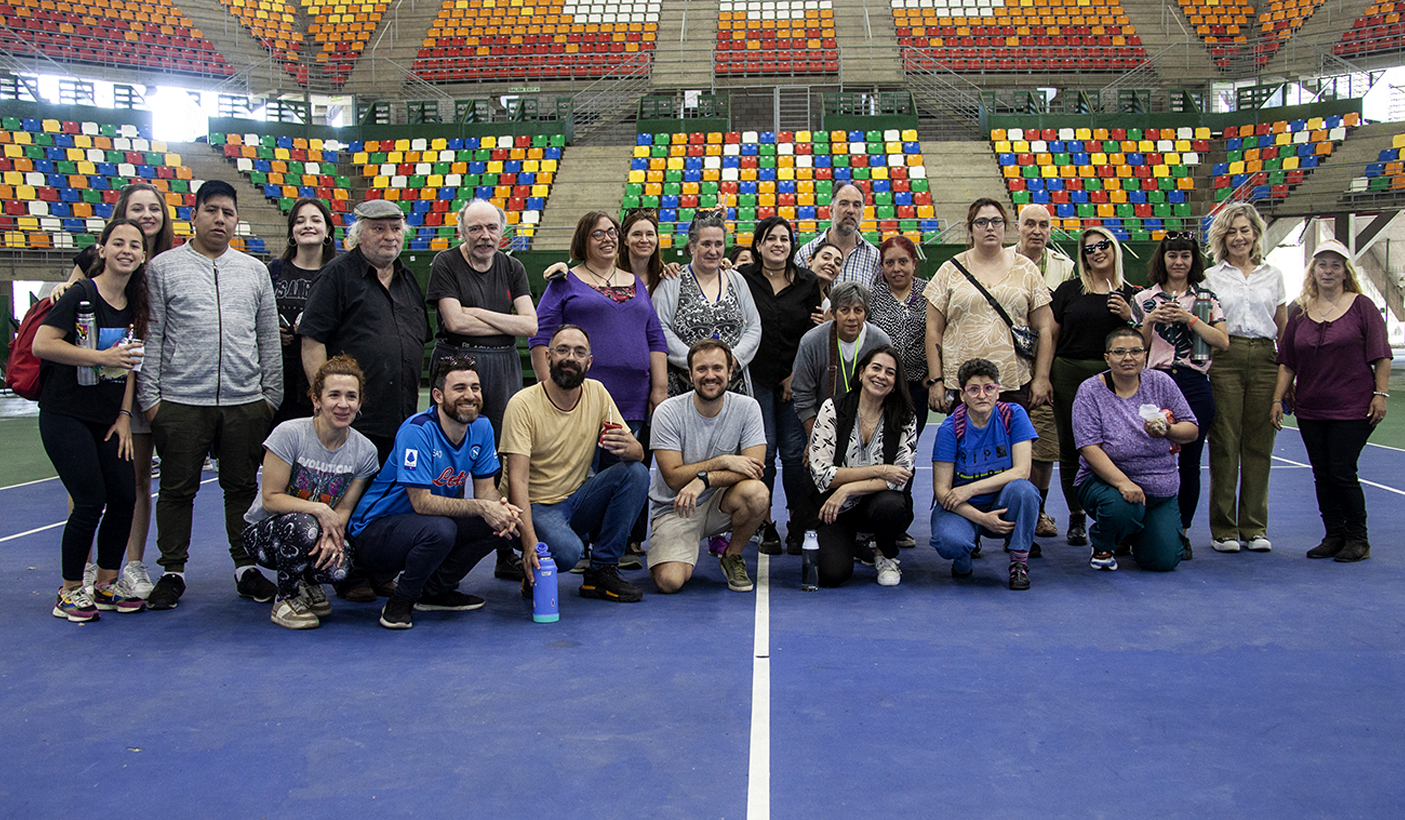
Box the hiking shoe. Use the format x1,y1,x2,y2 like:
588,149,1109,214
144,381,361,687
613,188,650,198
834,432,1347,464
92,579,145,613
53,586,100,622
1334,539,1371,563
271,596,319,630
379,597,414,629
579,565,643,602
299,581,332,617
1307,535,1346,559
1212,538,1241,553
121,560,154,598
895,533,916,549
706,535,729,558
82,562,97,595
494,550,525,581
758,521,782,555
1009,562,1030,591
1244,536,1272,552
146,573,185,610
875,554,901,586
414,589,486,611
1066,515,1088,546
1035,512,1058,538
1089,550,1118,571
720,552,754,592
236,568,277,603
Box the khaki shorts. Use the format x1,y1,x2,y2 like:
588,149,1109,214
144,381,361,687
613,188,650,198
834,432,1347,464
647,489,734,568
1028,402,1059,463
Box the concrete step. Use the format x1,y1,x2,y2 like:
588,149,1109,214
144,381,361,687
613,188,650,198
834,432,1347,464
171,141,295,243
534,145,636,250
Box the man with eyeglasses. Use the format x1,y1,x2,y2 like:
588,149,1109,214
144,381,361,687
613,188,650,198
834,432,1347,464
930,358,1041,590
793,182,882,285
505,325,652,603
348,357,522,629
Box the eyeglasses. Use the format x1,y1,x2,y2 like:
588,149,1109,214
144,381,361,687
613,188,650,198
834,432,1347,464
1107,347,1146,358
1083,239,1113,255
972,217,1005,229
590,228,619,240
963,383,1001,397
551,344,591,359
1163,231,1194,241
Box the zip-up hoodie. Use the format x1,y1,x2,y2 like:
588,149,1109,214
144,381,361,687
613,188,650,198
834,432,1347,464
137,242,283,411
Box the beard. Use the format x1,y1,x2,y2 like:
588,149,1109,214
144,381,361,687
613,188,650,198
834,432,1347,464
550,359,586,390
443,398,480,425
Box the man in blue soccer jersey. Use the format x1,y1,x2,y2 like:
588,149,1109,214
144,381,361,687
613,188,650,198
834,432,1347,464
348,356,523,629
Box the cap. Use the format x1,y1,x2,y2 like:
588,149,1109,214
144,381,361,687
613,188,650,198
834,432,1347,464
1311,238,1352,262
354,199,404,220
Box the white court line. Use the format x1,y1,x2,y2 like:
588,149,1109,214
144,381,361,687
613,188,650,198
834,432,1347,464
1279,424,1405,454
0,476,218,543
1272,455,1405,497
747,553,771,820
0,475,58,492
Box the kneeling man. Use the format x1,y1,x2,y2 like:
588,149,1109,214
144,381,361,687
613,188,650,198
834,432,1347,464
648,340,770,593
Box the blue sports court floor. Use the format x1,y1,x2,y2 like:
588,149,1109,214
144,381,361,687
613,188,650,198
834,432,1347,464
2,404,1404,817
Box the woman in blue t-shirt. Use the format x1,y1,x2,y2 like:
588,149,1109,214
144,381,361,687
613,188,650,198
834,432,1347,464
34,219,150,622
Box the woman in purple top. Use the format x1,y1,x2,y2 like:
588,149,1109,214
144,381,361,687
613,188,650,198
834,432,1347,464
1073,326,1199,572
1271,240,1391,563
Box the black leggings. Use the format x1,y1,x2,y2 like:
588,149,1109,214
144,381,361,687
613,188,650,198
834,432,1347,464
1166,367,1215,530
816,490,911,588
40,411,136,582
1298,418,1374,541
243,513,352,601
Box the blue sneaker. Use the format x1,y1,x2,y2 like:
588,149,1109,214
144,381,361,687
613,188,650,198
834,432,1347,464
1089,550,1119,571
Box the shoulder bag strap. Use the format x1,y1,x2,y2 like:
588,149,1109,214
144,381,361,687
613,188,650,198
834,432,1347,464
949,256,1017,331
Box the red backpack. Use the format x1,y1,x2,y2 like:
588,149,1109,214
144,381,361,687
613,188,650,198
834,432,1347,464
5,295,54,400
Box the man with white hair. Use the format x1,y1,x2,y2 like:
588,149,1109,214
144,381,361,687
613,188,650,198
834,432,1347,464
793,182,881,285
1013,204,1073,541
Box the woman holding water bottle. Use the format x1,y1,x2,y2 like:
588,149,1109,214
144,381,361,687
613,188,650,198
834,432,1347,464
1135,232,1229,558
33,219,150,621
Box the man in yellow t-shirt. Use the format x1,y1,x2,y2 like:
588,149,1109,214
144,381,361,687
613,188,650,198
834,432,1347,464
503,325,651,603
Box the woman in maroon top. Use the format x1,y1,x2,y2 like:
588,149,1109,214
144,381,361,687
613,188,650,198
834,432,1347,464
1271,240,1391,562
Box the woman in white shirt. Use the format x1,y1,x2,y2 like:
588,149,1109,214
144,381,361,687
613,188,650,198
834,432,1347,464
1202,203,1288,554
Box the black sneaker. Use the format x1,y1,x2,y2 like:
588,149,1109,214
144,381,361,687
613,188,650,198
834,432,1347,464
1179,530,1193,561
1066,514,1088,546
579,565,644,603
146,573,185,610
1009,562,1030,591
758,522,783,555
1114,540,1132,557
414,589,486,611
494,549,525,582
785,528,804,555
236,568,277,603
1029,542,1042,559
379,597,414,629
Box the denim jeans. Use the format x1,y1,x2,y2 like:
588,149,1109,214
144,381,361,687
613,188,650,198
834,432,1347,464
931,479,1039,574
531,461,651,571
752,381,808,517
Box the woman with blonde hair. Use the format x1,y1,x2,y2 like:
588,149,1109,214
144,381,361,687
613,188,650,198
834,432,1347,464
1203,202,1287,554
1048,226,1139,547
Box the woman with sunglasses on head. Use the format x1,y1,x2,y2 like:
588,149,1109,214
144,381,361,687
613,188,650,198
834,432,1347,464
1135,232,1229,558
654,210,762,398
49,182,175,600
1203,203,1288,554
736,215,823,554
1049,227,1139,548
268,198,338,426
1271,241,1390,563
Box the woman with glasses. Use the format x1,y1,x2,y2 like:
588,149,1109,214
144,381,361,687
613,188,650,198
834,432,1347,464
1049,227,1139,548
654,210,762,398
1134,232,1229,558
545,209,681,295
736,215,823,554
1073,326,1198,572
1271,240,1391,563
1203,203,1288,554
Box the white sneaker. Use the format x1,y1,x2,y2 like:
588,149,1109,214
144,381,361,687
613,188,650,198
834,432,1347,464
1212,538,1241,553
875,554,901,586
121,560,154,599
1244,536,1272,552
82,562,97,595
271,597,319,630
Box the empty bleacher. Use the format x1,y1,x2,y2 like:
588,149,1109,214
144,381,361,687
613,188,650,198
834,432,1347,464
1334,1,1405,58
1208,114,1357,204
0,0,234,76
714,1,838,76
303,0,387,86
1357,131,1405,193
1256,0,1326,60
412,0,658,82
624,130,935,249
218,0,305,79
1177,0,1256,69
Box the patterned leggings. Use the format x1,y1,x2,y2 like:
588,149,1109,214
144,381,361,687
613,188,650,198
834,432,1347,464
241,513,352,601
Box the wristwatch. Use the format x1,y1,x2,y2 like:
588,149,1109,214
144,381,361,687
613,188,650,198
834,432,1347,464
696,470,710,489
925,376,944,387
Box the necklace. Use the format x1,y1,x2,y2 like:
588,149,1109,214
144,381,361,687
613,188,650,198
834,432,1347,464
582,263,614,288
1312,291,1346,322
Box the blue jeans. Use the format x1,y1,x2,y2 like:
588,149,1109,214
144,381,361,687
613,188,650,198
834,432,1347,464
752,381,808,517
930,479,1039,574
532,461,651,571
592,418,649,545
1076,476,1182,571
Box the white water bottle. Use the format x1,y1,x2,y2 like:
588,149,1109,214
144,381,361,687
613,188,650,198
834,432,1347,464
801,529,819,591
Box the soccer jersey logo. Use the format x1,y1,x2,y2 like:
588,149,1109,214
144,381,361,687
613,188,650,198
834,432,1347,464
470,444,482,460
404,449,418,469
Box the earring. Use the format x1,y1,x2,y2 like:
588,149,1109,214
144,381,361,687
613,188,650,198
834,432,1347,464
287,237,296,247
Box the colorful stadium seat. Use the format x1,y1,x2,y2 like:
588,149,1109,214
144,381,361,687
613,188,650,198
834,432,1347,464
0,0,234,76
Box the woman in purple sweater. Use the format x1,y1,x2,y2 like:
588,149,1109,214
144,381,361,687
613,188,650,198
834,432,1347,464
1271,240,1391,563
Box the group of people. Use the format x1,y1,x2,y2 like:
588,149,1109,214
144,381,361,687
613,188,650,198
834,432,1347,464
33,177,1392,628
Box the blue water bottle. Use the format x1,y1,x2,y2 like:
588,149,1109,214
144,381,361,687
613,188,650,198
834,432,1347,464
532,542,559,623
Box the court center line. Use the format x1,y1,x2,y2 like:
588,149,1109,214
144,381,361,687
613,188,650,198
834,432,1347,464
0,476,218,543
747,553,771,820
1272,455,1405,497
0,475,58,492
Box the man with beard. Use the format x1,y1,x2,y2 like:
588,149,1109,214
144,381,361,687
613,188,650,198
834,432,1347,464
347,357,523,629
793,183,881,286
504,325,651,603
646,340,770,594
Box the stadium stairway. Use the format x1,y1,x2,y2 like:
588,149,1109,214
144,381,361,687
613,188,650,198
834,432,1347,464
178,0,285,71
1117,0,1219,80
923,140,1013,231
835,0,903,86
1267,120,1400,216
532,144,632,251
651,0,716,88
172,140,295,240
1261,0,1374,76
343,0,445,93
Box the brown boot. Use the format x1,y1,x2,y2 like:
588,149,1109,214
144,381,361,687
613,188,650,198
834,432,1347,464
1333,538,1371,563
1306,535,1346,559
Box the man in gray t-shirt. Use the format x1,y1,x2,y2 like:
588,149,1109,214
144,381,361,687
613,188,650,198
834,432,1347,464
648,340,770,595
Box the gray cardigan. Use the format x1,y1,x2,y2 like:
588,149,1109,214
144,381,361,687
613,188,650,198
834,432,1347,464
791,320,892,423
137,243,282,411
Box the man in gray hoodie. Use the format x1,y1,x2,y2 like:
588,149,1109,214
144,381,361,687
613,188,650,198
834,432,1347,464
137,180,283,610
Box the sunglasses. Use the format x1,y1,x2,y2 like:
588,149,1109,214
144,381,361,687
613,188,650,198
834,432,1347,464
1082,239,1113,255
1163,231,1195,241
624,207,659,219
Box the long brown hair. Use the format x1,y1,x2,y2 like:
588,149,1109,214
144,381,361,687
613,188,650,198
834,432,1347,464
86,218,150,338
112,182,174,257
280,198,337,266
619,210,664,293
